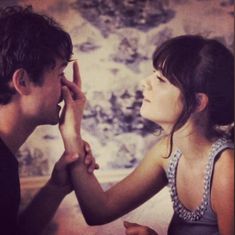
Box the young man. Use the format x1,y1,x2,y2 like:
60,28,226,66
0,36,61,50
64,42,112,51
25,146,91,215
0,6,96,235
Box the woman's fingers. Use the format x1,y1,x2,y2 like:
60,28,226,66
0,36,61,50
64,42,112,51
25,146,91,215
61,86,73,104
61,77,82,100
73,61,81,88
61,77,86,104
124,221,158,235
124,221,139,228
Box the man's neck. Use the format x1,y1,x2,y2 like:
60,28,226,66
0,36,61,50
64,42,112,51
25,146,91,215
0,103,35,154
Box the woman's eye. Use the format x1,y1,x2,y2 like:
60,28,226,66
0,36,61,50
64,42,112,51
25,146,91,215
156,75,165,82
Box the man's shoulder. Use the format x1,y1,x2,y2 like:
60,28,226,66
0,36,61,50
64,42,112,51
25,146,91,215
0,136,20,171
0,137,16,159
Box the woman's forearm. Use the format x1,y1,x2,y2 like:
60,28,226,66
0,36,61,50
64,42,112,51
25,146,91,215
70,161,120,225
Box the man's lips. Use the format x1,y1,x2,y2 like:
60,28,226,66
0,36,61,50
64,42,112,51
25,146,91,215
57,95,63,112
58,94,63,104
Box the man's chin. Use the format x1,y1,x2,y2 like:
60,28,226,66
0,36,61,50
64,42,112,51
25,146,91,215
38,116,60,126
49,108,61,125
50,119,59,125
50,116,60,125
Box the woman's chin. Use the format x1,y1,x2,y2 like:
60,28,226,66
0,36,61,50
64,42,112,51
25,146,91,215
140,109,148,119
140,111,156,124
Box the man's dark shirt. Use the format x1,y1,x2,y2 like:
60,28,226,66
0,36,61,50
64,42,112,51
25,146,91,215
0,138,20,235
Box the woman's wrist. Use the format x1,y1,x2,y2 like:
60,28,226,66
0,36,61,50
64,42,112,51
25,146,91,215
63,136,85,156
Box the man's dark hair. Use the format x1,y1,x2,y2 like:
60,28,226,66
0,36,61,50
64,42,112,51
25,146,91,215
0,6,73,104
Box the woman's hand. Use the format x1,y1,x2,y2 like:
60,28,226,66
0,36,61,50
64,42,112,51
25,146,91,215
124,221,158,235
59,61,86,155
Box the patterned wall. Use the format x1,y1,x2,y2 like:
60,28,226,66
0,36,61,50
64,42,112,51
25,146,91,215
1,0,233,177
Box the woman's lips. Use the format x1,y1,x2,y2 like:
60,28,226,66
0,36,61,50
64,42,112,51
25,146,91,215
143,98,150,102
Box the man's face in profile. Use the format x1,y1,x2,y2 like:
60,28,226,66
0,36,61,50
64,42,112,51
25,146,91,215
26,58,68,126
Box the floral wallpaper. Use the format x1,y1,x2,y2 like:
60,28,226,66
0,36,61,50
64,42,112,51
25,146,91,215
0,0,233,177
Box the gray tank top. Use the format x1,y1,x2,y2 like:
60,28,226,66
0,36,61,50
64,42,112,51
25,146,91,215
166,137,234,235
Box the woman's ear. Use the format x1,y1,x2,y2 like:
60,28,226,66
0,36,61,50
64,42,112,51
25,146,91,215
195,93,208,112
12,69,31,95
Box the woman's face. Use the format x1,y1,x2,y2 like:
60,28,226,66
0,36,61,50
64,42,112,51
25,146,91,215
140,70,183,130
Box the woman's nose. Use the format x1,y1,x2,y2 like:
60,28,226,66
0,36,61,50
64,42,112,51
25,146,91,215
140,76,151,90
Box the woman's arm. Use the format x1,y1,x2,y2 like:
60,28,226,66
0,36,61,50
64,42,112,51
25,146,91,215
59,61,168,225
70,138,168,225
211,149,234,235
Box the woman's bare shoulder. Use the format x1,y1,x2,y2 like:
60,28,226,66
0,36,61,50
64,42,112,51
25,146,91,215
212,148,234,199
211,148,234,225
213,148,234,180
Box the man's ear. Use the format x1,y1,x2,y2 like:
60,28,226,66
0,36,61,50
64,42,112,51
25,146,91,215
12,69,31,95
195,93,208,112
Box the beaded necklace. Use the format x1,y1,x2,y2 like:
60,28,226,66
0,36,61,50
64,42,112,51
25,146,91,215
167,138,233,222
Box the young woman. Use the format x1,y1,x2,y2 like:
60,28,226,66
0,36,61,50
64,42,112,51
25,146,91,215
60,35,234,235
